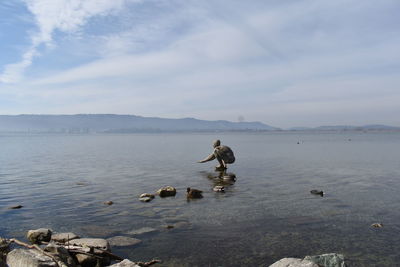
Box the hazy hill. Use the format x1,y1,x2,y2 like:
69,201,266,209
0,114,279,133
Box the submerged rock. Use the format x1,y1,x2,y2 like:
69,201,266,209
127,227,157,236
27,228,52,244
156,186,177,197
104,201,114,205
106,236,141,247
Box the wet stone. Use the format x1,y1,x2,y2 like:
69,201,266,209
8,205,23,210
156,186,177,197
104,201,114,205
51,232,80,243
107,259,140,267
106,236,142,247
70,238,110,251
27,228,52,244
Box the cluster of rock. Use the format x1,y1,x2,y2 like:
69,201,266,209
2,228,156,267
270,253,346,267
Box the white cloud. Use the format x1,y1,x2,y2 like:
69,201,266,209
0,0,136,83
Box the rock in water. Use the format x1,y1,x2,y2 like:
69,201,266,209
186,188,203,199
139,193,155,202
213,186,225,192
27,228,52,244
371,223,383,228
310,190,324,196
106,236,142,247
104,201,114,205
8,205,23,210
304,253,346,267
156,186,177,197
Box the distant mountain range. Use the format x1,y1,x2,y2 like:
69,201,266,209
0,115,398,133
0,114,278,133
288,124,400,131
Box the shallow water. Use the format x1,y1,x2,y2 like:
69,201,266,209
1,132,400,266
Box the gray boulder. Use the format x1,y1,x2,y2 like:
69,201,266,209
69,238,110,251
44,244,76,267
107,259,140,267
269,258,318,267
304,253,346,267
27,229,52,244
7,249,57,267
51,233,80,243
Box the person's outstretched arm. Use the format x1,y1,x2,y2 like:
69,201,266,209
197,153,216,163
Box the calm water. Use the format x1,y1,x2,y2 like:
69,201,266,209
1,132,400,266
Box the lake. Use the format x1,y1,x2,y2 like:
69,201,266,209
1,132,400,266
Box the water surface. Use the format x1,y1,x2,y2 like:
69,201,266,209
1,132,400,266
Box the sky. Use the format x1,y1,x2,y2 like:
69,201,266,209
0,0,399,128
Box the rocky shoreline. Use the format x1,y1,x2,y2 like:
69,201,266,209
1,227,347,267
1,228,160,267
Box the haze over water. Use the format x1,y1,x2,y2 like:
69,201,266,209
1,132,400,266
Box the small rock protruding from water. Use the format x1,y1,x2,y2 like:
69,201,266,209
371,223,383,228
8,205,23,210
156,186,177,197
104,201,114,205
186,188,203,199
310,189,324,197
139,193,155,202
26,228,52,244
222,173,236,181
213,186,225,192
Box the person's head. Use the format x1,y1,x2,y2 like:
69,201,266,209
213,139,221,148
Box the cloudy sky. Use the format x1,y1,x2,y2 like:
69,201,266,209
0,0,399,128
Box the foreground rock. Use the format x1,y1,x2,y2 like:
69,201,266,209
270,253,346,267
269,257,318,267
51,233,80,243
107,259,140,267
1,238,10,267
69,238,111,266
27,229,52,244
7,249,59,267
156,186,176,197
304,253,345,267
